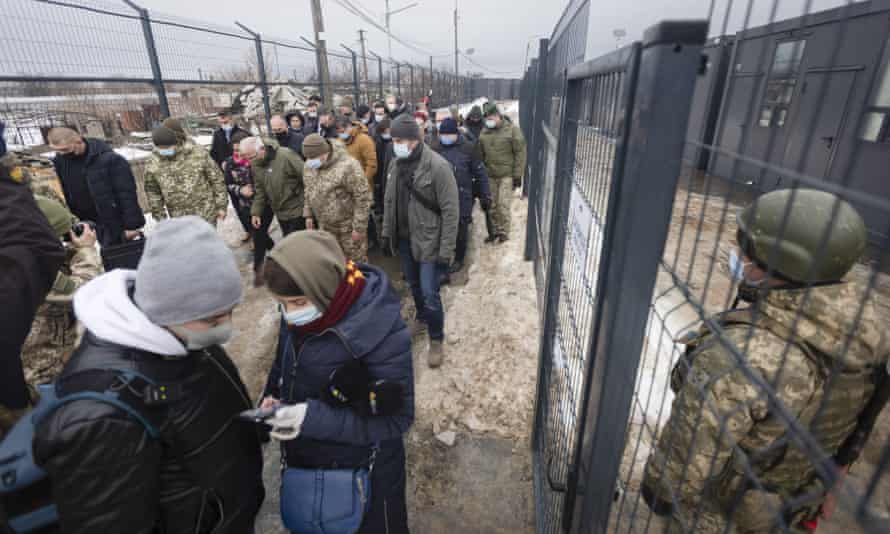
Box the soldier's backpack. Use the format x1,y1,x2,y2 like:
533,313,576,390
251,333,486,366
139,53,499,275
0,369,163,534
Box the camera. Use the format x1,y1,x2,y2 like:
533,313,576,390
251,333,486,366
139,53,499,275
71,221,96,237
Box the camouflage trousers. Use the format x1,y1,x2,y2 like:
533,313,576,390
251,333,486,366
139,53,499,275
490,176,513,237
22,309,76,385
664,498,813,534
323,221,368,263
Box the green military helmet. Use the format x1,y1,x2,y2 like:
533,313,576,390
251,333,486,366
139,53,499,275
35,194,77,238
736,188,866,284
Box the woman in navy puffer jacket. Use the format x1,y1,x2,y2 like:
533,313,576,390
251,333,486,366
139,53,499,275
260,230,413,534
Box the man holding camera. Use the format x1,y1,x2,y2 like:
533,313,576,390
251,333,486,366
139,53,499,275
23,195,102,385
47,128,145,248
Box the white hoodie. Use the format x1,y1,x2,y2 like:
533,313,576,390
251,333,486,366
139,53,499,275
74,270,188,357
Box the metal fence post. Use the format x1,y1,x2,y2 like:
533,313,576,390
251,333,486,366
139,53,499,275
567,21,708,533
300,37,326,108
396,63,402,98
124,0,170,118
409,64,415,106
524,38,549,264
341,44,361,107
237,22,272,133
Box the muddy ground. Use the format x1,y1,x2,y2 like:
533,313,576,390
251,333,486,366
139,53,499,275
216,188,538,533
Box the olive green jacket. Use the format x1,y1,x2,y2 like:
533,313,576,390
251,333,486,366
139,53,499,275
479,121,526,179
250,139,305,221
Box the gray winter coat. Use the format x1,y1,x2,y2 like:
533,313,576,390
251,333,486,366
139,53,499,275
382,145,459,264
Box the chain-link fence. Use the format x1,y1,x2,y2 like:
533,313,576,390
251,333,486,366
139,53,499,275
523,0,890,533
0,0,508,150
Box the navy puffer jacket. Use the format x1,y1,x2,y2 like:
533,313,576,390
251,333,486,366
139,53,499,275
433,135,491,219
263,263,414,469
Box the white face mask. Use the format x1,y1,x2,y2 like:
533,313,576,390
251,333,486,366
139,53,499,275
307,112,317,119
339,132,351,140
307,158,322,170
381,133,392,141
728,248,765,286
485,119,497,129
170,322,233,350
361,118,370,125
393,142,412,159
375,113,386,121
281,302,323,326
158,147,176,158
387,103,397,112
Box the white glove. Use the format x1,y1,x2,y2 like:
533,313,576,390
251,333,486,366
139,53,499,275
266,403,308,441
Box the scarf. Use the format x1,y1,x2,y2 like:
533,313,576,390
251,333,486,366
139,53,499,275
296,261,367,335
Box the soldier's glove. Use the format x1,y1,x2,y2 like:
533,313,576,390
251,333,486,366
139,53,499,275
480,196,492,211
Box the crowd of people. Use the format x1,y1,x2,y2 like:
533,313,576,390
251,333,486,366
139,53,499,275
0,93,528,534
7,87,885,534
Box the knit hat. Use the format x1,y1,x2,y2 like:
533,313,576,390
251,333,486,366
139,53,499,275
467,105,483,120
268,231,347,311
162,117,188,144
340,96,354,110
483,102,500,117
134,216,241,326
356,104,371,118
152,126,179,147
438,118,459,135
35,195,76,238
390,115,421,141
376,118,392,132
302,134,331,160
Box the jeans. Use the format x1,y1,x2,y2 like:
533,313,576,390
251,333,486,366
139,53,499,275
279,217,306,237
253,207,275,271
398,239,444,340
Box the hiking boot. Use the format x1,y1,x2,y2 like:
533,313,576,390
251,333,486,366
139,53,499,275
428,339,444,368
253,269,265,288
484,235,498,244
497,234,510,244
448,261,464,274
411,319,428,337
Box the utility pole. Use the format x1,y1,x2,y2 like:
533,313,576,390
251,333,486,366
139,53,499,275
310,0,333,109
358,30,370,93
385,1,418,92
453,0,459,78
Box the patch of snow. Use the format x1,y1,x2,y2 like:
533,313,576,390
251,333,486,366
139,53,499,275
191,135,213,147
114,147,153,162
435,431,457,447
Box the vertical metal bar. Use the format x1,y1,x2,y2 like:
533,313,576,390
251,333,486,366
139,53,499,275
238,23,272,133
124,1,169,118
525,38,550,264
410,65,415,106
351,50,360,106
568,21,708,534
378,57,384,99
396,63,401,97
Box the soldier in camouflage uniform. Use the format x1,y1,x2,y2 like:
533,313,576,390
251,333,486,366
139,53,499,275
24,195,103,385
143,126,228,224
301,134,372,263
642,189,889,533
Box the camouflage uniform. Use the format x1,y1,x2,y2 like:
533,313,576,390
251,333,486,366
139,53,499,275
303,145,372,262
478,120,526,238
1,152,66,204
643,282,888,533
21,244,102,384
144,143,228,224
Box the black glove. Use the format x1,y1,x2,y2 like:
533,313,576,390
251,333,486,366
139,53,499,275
320,359,403,417
480,196,492,211
380,237,392,256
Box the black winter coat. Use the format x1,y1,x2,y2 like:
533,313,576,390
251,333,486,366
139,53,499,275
210,125,250,167
432,136,491,219
275,130,305,157
372,135,394,211
33,334,265,534
0,171,65,409
302,116,319,137
53,138,145,246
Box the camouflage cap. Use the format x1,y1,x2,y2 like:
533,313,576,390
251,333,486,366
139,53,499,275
737,189,867,283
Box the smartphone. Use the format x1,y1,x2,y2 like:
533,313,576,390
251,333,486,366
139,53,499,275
238,406,278,422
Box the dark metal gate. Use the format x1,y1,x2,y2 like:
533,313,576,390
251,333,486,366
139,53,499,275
522,13,709,532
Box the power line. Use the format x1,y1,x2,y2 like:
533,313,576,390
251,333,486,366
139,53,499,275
332,0,449,58
460,52,518,76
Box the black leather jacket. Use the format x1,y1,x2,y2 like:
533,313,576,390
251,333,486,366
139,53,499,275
32,333,264,534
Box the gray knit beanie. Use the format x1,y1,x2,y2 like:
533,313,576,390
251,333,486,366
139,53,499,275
390,115,421,141
134,216,242,326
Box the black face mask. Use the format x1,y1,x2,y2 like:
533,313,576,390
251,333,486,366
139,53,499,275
274,132,288,143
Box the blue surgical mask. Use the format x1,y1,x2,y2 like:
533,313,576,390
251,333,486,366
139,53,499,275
485,119,497,129
170,322,233,350
381,133,392,141
339,132,350,140
158,148,176,157
728,248,753,283
281,303,323,326
307,158,322,170
393,142,412,159
440,135,457,146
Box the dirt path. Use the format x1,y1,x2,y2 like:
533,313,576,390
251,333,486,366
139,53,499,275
217,188,539,533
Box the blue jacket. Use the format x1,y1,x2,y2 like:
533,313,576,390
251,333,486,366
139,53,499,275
263,263,414,469
433,135,491,219
53,138,145,245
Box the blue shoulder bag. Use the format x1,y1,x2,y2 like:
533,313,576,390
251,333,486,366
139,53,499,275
278,330,377,534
